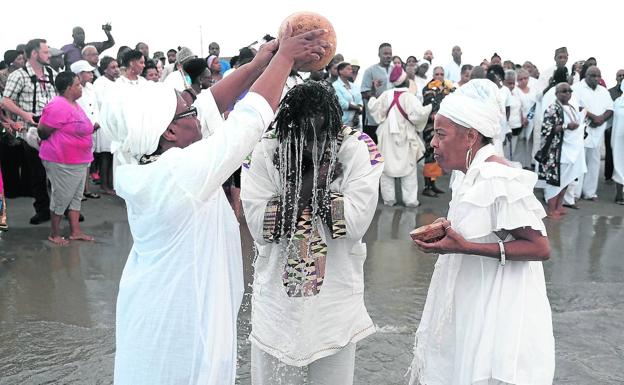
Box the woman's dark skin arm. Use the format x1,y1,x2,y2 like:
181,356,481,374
413,218,550,261
37,123,56,140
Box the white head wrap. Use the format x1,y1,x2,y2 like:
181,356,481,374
101,82,178,166
437,79,501,138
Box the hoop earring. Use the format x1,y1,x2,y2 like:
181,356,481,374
465,147,473,170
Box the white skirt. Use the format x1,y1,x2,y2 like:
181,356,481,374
543,160,585,200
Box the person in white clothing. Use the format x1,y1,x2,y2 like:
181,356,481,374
535,83,586,218
443,45,462,84
503,70,523,161
162,47,196,91
486,64,511,156
92,56,120,194
536,46,570,92
108,27,329,385
513,69,537,168
610,82,624,204
409,79,554,385
241,81,383,385
368,65,431,206
572,66,614,200
71,60,102,200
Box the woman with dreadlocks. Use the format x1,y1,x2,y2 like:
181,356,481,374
241,81,383,384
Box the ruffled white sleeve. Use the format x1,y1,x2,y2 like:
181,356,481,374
452,162,547,240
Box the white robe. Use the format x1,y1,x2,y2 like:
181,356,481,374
92,76,116,152
368,87,431,178
241,128,383,367
409,144,555,385
76,82,100,151
113,92,274,385
612,95,624,185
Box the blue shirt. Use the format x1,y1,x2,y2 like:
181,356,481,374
332,79,363,126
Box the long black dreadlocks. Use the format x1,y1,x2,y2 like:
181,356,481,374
271,81,343,246
273,80,343,145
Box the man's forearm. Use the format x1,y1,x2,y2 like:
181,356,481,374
1,97,26,119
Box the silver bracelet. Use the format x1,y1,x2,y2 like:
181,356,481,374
498,239,506,266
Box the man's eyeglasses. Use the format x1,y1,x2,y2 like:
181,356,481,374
172,106,198,122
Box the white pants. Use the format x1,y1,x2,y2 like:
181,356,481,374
576,146,601,198
380,171,419,207
564,180,577,205
251,344,356,385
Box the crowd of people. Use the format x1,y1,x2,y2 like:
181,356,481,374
0,21,622,385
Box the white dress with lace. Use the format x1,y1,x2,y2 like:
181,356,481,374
409,144,555,385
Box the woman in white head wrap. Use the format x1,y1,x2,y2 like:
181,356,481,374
108,26,330,385
408,79,555,385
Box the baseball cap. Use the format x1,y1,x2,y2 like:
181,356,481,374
70,60,96,74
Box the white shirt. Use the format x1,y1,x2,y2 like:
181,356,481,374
163,70,187,91
507,87,522,129
241,128,383,366
76,82,100,126
572,80,614,148
444,60,461,84
114,92,274,385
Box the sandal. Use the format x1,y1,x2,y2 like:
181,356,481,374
84,192,100,199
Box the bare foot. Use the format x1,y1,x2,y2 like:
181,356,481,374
48,235,69,246
547,210,562,220
556,208,567,215
69,233,95,241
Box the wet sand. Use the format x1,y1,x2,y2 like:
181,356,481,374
1,175,623,384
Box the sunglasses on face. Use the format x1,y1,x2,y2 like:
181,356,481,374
172,106,198,122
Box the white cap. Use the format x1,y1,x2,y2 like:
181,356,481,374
70,60,96,74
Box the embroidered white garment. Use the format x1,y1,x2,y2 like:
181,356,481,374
241,129,383,367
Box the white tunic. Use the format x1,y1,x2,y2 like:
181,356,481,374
612,95,624,184
93,76,116,152
572,80,614,148
76,82,100,151
114,92,274,385
241,129,383,367
410,144,555,385
368,87,431,177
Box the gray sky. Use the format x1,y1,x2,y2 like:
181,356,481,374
3,0,622,87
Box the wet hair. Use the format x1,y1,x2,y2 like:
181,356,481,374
273,81,342,144
55,71,78,94
124,50,144,66
167,48,177,54
98,56,116,74
25,38,46,59
406,55,418,63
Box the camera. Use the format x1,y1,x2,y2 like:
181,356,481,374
32,115,41,124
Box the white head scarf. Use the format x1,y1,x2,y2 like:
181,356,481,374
101,82,178,166
437,79,501,138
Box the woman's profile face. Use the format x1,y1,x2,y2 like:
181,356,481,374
431,114,469,172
